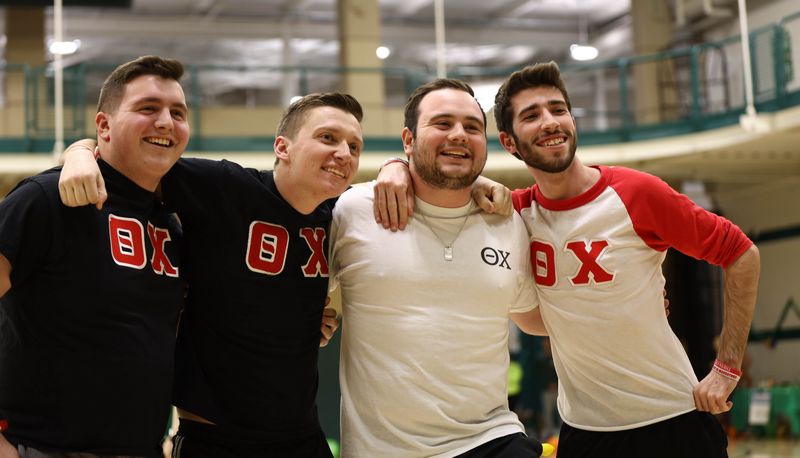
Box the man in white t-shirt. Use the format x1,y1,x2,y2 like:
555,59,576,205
329,78,546,458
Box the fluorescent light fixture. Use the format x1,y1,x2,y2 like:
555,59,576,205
49,39,81,55
376,46,391,60
569,44,598,61
289,96,303,105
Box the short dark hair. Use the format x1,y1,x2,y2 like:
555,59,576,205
404,78,486,137
276,92,364,139
97,55,184,113
493,61,572,136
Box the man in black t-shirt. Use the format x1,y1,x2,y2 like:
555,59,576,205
0,56,189,457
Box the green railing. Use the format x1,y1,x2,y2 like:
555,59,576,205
453,10,800,145
2,9,799,152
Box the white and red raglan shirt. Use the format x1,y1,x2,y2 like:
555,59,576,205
512,165,753,431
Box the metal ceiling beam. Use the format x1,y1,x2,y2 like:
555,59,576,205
389,0,430,17
59,12,577,47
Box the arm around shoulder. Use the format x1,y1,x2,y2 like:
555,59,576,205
374,159,413,231
471,175,513,216
59,138,106,209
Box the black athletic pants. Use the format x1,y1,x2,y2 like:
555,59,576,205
557,410,728,458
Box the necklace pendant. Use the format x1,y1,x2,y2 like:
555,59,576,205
444,245,454,261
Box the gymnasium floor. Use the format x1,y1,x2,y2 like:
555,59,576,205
727,439,800,458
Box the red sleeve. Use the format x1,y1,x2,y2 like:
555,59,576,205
512,186,535,214
609,167,752,268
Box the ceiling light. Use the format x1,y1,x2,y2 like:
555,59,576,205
49,39,81,55
570,44,598,61
570,15,597,61
376,46,391,60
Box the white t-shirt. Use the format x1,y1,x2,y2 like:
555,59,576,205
330,183,538,457
512,165,753,431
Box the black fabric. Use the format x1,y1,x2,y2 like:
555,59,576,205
0,160,182,456
164,159,335,442
171,420,333,458
18,443,151,457
557,410,728,458
456,433,544,458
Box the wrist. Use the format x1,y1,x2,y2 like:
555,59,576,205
712,359,742,382
380,157,409,170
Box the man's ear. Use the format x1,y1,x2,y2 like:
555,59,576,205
498,131,522,161
274,135,290,162
401,127,414,157
96,112,111,142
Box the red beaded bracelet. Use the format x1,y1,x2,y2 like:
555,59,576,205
712,359,742,382
0,419,8,432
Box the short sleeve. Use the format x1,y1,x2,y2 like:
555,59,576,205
327,194,347,294
509,218,538,314
0,179,53,285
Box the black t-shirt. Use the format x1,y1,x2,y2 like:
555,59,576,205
165,158,334,442
0,160,183,456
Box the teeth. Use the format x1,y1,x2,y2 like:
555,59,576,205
145,137,171,147
542,138,565,147
442,150,467,157
324,167,345,178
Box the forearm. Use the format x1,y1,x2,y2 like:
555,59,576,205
373,159,414,231
0,431,18,458
717,245,760,367
59,138,107,209
0,254,11,298
58,138,97,164
510,307,548,336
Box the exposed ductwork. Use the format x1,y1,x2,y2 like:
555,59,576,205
674,0,734,27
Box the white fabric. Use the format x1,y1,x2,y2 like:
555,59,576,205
520,187,696,431
514,166,751,431
330,183,537,458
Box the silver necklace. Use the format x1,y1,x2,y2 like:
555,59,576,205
418,209,471,261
